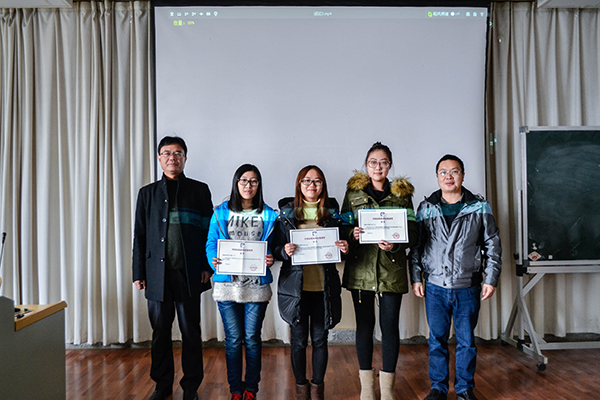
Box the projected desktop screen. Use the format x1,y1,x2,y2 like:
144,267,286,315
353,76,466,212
154,6,488,207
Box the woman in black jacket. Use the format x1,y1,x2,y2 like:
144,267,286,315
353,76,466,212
273,165,349,400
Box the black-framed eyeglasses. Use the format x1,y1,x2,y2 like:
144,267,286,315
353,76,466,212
300,179,323,187
437,169,462,177
238,178,260,187
159,151,185,159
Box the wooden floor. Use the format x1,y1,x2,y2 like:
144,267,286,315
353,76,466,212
66,343,600,400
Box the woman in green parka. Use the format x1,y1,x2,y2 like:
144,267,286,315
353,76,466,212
340,142,418,400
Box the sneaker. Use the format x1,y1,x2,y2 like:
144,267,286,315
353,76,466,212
243,390,257,400
231,393,243,400
424,389,447,400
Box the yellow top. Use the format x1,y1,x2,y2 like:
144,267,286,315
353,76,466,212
299,201,324,292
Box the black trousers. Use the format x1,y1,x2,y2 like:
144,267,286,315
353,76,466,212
351,289,403,373
290,291,329,385
148,269,204,392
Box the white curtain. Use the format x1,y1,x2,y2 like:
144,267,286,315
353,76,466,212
0,1,155,344
488,2,600,337
2,1,599,346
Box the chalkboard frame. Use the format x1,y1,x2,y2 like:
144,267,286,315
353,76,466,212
520,126,600,268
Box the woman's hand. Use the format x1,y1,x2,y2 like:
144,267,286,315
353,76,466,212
265,254,274,267
353,226,364,241
378,240,393,251
335,240,349,254
212,257,221,268
284,243,297,257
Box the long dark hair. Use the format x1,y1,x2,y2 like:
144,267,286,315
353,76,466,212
293,165,331,226
228,164,265,213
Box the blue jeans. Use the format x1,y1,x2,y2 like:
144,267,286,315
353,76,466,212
425,282,481,395
217,301,268,395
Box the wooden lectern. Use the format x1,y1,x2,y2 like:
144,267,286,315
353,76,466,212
0,293,67,400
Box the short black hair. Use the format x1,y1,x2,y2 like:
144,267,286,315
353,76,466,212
365,142,393,167
436,154,465,173
158,136,188,156
228,164,265,213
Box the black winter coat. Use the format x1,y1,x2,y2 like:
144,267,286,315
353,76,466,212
273,197,343,329
132,173,213,301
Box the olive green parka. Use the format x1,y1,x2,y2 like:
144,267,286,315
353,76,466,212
340,171,418,294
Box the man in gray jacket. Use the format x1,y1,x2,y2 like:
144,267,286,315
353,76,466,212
410,154,501,400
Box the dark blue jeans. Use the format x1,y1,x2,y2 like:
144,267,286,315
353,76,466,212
425,282,481,395
217,301,268,395
290,291,328,385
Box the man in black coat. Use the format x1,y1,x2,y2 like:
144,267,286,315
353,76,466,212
132,136,213,400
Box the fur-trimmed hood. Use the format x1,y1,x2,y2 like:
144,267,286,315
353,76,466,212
346,171,414,198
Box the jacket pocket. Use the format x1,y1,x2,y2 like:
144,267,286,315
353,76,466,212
349,195,370,210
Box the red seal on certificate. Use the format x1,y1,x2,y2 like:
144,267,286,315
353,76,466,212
325,252,333,259
250,264,258,271
392,232,400,239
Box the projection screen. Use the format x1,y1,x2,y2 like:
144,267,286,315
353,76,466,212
154,5,489,210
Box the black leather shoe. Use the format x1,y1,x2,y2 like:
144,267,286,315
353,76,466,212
148,388,172,400
424,389,447,400
457,389,478,400
183,390,199,400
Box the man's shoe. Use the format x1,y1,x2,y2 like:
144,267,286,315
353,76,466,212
231,393,243,400
183,390,199,400
424,389,447,400
148,388,172,400
457,389,478,400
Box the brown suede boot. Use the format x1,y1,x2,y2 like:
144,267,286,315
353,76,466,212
296,383,310,400
310,382,324,400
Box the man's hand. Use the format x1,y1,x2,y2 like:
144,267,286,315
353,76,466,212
134,280,146,290
481,284,496,301
201,270,212,284
412,282,425,298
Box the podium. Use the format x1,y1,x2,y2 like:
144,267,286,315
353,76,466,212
0,296,67,400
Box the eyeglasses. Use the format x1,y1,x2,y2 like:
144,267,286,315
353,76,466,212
437,169,462,177
159,151,185,159
367,160,391,169
300,179,323,187
238,178,260,187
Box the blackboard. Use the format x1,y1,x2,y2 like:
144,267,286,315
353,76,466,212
522,127,600,264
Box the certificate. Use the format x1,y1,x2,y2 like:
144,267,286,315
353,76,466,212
290,227,341,265
358,209,408,244
216,239,267,276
